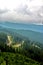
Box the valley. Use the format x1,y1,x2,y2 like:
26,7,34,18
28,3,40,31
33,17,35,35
0,22,43,65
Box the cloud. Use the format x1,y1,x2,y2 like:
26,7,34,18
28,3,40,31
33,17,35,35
38,6,43,17
14,4,32,15
0,9,9,14
0,0,43,23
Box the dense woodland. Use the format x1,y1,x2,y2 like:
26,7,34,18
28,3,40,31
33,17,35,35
0,32,43,65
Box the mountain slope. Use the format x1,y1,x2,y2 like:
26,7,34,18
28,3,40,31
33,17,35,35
0,52,41,65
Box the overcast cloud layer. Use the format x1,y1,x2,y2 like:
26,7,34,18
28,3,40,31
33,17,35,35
0,0,43,23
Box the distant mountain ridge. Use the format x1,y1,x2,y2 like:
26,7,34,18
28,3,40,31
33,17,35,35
0,21,43,43
0,21,43,33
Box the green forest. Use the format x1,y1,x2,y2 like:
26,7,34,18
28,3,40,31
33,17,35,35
0,32,43,65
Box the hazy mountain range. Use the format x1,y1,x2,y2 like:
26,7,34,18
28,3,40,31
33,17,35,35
0,21,43,44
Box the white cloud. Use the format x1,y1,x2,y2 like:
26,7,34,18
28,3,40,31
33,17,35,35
0,0,43,23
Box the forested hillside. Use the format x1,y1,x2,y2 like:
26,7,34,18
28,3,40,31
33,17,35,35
0,32,43,65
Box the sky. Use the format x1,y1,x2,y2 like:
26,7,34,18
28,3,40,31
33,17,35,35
0,0,43,23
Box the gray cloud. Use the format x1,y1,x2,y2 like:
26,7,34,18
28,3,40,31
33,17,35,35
38,6,43,17
0,9,9,14
0,0,43,23
14,4,32,15
14,4,43,22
